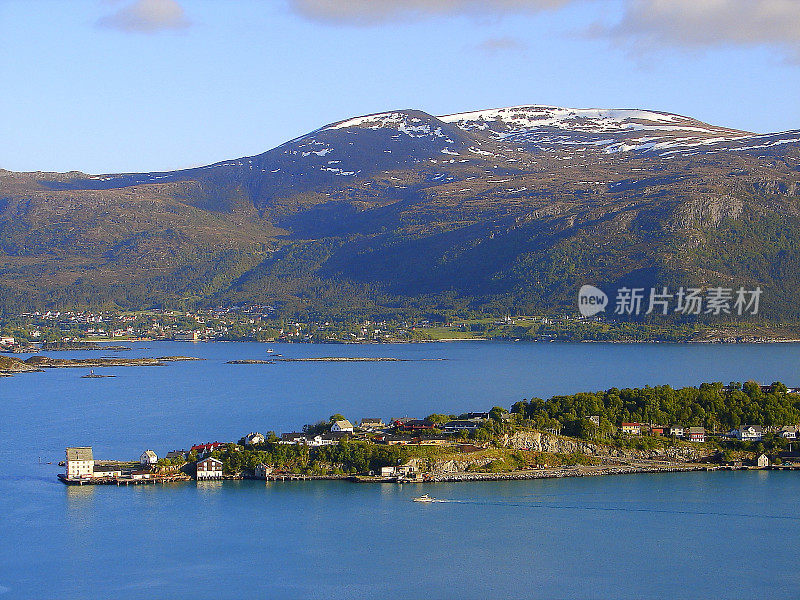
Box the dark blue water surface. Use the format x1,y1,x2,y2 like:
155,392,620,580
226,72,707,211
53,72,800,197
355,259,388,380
3,341,800,598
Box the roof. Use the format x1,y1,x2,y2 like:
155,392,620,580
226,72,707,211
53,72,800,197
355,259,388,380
198,457,223,465
398,419,435,428
281,432,307,441
444,420,480,428
66,447,93,461
687,427,705,433
333,419,353,429
93,464,120,472
360,418,384,424
191,442,224,451
320,431,348,440
142,450,157,458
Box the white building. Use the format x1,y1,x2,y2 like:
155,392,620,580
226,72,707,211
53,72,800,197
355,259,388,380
244,432,265,446
669,425,685,438
93,464,122,478
331,420,354,433
733,425,763,441
757,453,770,468
140,450,158,466
196,457,223,480
66,447,94,479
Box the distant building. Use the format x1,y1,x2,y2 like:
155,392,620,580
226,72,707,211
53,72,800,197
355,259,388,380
254,464,274,479
687,427,706,443
0,336,15,345
588,415,601,426
279,432,308,445
669,425,685,438
443,420,481,432
757,453,770,468
165,450,187,461
463,412,490,420
196,457,223,480
395,419,435,431
191,442,225,457
331,420,354,433
778,426,798,440
650,427,665,436
379,434,412,445
621,423,642,435
243,432,265,446
66,447,94,479
130,470,152,480
174,331,200,341
140,450,158,466
92,464,122,478
733,425,763,441
359,418,385,430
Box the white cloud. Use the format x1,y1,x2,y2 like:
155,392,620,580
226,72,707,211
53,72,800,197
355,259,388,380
287,0,572,24
604,0,800,62
98,0,190,33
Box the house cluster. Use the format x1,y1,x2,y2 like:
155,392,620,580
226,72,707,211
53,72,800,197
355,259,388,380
620,422,707,442
618,421,799,443
277,413,492,448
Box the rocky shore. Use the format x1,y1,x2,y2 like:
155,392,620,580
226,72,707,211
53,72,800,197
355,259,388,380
0,355,201,374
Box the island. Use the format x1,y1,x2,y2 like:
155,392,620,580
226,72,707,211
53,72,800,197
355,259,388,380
0,355,201,375
58,381,800,486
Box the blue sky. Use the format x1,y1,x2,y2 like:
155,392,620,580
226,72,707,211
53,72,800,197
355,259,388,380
1,0,799,174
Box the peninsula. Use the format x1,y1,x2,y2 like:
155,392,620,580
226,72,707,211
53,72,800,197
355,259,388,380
59,381,800,486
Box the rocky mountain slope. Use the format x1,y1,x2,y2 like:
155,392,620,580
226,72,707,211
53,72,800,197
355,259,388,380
1,104,799,318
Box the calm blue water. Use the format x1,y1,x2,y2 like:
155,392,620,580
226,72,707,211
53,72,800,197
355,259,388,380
3,341,800,598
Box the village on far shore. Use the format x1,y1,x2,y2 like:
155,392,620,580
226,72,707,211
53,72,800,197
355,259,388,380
59,382,800,487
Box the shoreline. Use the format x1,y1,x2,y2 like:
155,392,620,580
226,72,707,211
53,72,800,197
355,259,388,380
61,461,784,487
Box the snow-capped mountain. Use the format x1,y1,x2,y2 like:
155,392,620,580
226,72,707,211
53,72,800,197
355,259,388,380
5,103,799,315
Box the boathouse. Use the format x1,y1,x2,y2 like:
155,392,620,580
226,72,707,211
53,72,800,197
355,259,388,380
196,457,223,480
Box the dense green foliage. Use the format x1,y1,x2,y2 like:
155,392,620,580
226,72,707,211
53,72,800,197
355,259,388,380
511,381,800,433
206,441,411,475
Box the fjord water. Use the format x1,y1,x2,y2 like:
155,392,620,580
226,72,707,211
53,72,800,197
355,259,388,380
3,341,800,599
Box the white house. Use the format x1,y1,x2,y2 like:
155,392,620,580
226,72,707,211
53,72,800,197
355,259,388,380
757,453,770,468
196,457,223,480
140,450,158,466
733,425,763,441
669,425,685,438
243,432,265,446
779,426,798,440
65,447,94,479
331,419,354,433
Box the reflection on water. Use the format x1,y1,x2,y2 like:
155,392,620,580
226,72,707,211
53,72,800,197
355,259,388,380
195,480,224,493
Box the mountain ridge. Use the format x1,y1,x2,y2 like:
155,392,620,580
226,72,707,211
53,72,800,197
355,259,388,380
1,103,798,319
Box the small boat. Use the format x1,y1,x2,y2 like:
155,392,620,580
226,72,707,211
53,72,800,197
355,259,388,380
266,348,274,353
412,494,437,503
